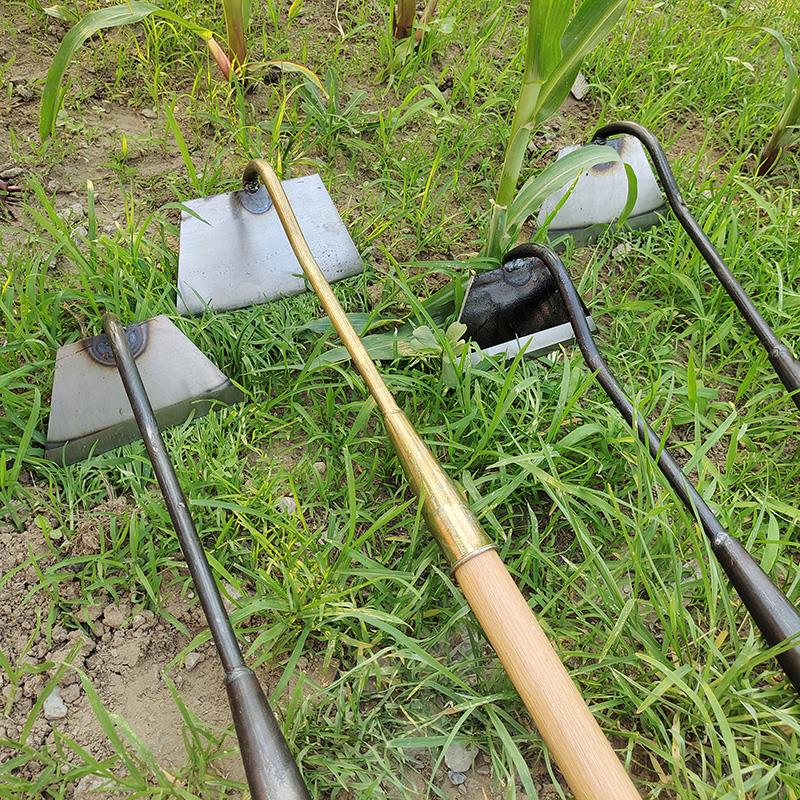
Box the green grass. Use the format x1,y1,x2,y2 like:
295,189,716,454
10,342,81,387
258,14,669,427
2,0,800,798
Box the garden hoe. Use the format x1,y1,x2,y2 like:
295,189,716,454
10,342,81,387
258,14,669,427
540,121,800,411
46,315,310,800
457,133,661,363
45,315,243,465
462,242,800,694
178,158,644,800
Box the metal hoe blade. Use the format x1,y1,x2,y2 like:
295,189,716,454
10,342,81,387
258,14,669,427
538,134,667,246
458,254,596,362
45,315,242,465
177,174,363,315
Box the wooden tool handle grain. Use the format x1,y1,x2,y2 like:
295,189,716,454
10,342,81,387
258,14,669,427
455,550,641,800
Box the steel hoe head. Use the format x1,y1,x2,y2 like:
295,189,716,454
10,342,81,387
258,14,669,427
538,134,666,246
177,174,363,315
458,248,595,362
45,315,242,465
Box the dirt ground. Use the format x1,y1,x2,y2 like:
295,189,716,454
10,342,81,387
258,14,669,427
0,505,525,798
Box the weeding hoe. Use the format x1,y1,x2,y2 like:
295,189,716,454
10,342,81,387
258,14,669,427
183,159,642,800
463,242,800,693
102,314,310,800
541,121,800,411
45,317,308,799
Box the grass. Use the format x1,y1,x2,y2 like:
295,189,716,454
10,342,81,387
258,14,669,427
1,0,800,798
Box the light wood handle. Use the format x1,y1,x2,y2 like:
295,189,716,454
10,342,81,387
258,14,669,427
456,550,641,800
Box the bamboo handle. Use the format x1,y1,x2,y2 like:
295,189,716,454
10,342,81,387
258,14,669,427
456,550,640,800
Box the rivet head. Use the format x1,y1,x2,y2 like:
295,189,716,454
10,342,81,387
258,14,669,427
87,321,148,366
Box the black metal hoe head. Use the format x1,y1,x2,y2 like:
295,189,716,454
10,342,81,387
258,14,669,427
461,241,800,695
458,252,595,362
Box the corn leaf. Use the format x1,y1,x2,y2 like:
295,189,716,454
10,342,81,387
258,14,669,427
222,0,246,65
40,3,216,141
758,27,798,106
40,2,160,140
535,0,627,124
525,0,572,81
504,143,622,245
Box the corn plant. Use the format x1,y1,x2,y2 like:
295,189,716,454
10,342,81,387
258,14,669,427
485,0,627,258
754,28,800,176
393,0,438,41
39,1,322,142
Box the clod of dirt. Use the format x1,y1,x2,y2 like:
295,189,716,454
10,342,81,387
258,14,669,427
102,603,129,630
184,652,203,671
43,688,68,720
444,743,478,773
276,495,298,514
61,684,81,704
313,461,327,475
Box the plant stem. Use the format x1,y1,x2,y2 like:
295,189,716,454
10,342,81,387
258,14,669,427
415,0,438,42
757,84,800,176
485,78,542,257
222,0,247,67
394,0,416,39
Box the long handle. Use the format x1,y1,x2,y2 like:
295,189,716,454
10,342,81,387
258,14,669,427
243,160,642,800
594,120,800,411
522,244,800,693
103,314,311,800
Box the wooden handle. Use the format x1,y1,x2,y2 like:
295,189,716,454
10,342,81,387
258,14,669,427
456,550,641,800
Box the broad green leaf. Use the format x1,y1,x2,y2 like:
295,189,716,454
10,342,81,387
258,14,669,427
40,2,161,140
504,143,622,245
758,27,798,105
536,0,627,124
616,161,639,227
222,0,246,64
525,0,572,81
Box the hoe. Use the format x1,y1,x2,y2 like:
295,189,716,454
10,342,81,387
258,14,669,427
538,121,800,410
460,242,800,693
46,318,309,799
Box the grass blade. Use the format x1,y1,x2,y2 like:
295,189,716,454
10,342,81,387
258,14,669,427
39,2,160,140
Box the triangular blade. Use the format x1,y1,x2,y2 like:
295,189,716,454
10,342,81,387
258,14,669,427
537,135,666,243
177,174,363,315
46,316,242,465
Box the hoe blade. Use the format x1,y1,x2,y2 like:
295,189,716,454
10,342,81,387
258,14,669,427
46,315,242,465
458,250,595,362
538,134,666,245
177,174,363,315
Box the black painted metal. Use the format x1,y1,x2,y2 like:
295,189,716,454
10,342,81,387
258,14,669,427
508,245,800,694
102,314,311,800
593,120,800,411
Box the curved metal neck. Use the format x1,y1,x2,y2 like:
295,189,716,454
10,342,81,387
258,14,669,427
592,121,800,410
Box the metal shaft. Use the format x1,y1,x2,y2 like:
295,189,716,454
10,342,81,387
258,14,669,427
594,120,800,411
519,244,800,693
242,160,493,568
102,314,310,800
